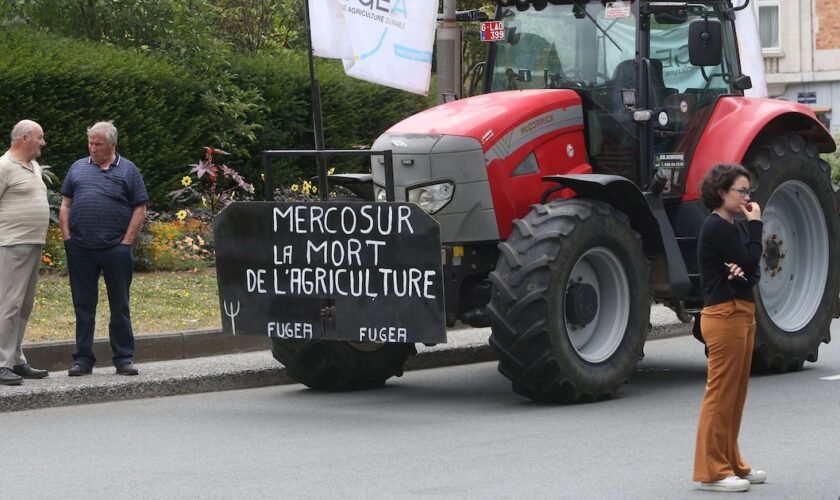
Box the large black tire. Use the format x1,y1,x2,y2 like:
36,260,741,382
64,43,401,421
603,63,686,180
488,199,650,403
742,134,840,372
744,134,840,373
271,340,416,391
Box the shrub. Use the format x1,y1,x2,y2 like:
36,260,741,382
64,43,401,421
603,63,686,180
0,28,434,206
0,27,211,204
137,217,214,272
168,147,256,214
41,225,66,273
229,52,432,187
828,134,840,186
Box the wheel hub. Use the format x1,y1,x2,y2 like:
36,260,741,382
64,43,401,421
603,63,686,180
566,282,599,327
763,235,784,276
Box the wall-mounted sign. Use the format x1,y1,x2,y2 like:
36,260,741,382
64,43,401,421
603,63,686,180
797,91,817,104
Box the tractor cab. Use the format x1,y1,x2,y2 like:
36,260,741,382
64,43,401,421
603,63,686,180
483,1,744,197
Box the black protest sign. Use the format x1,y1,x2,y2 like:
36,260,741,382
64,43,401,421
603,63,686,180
214,202,447,344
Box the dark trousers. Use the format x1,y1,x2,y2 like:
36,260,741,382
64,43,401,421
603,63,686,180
65,240,135,367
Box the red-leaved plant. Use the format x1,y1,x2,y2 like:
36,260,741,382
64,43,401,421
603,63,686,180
168,147,254,215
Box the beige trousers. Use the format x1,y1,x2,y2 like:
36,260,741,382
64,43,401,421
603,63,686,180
693,298,756,482
0,244,42,368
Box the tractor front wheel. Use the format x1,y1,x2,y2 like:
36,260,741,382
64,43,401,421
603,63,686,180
271,340,416,390
488,199,650,403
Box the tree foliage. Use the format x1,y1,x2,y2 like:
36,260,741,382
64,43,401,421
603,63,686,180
210,0,305,52
0,28,211,203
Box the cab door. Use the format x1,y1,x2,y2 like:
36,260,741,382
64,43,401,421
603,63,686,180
648,7,740,197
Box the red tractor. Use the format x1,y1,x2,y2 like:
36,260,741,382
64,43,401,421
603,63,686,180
269,0,839,403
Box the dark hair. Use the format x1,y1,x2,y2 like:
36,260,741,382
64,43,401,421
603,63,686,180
700,163,751,209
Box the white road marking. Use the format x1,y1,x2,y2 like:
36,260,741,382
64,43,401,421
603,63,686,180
818,374,840,381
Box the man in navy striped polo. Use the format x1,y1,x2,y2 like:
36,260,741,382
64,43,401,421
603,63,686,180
59,121,148,376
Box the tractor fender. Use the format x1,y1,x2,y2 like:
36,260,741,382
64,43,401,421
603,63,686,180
683,97,835,201
544,174,691,296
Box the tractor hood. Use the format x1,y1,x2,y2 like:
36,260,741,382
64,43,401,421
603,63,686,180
385,89,583,153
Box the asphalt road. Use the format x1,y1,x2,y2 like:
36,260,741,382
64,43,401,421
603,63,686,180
2,324,839,499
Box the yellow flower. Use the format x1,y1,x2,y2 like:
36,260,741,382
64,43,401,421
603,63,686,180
291,184,299,192
328,167,336,175
176,210,188,220
181,176,192,187
302,184,311,195
312,187,318,194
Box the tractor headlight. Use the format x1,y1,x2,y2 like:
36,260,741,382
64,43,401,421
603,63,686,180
407,182,455,214
373,185,388,202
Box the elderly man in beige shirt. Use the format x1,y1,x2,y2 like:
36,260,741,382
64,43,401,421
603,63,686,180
0,120,50,385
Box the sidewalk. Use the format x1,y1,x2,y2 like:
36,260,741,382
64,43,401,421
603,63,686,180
1,306,690,413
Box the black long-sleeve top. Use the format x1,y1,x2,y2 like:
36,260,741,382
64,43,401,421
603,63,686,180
697,213,763,307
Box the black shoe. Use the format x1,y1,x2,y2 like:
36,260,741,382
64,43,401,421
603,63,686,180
115,363,139,376
68,363,92,376
0,367,23,386
12,363,49,379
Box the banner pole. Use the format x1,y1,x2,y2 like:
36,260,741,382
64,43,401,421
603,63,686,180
305,0,329,201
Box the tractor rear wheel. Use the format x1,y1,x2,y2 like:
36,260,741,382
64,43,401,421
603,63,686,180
271,340,416,390
488,199,650,403
743,134,840,372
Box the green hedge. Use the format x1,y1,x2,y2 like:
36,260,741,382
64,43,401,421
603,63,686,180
0,27,433,205
829,135,840,186
0,28,210,203
229,52,433,186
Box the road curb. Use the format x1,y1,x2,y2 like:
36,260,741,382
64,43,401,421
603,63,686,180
23,318,691,372
0,366,290,413
4,322,691,413
23,329,269,372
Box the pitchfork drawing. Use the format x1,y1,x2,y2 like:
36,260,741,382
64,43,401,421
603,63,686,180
223,300,241,336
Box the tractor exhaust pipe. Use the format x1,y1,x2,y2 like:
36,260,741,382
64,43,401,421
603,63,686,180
436,0,462,103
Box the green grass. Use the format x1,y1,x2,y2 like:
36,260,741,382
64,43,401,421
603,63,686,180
828,134,840,185
28,269,221,343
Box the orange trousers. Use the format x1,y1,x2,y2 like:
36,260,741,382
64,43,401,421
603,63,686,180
693,298,756,482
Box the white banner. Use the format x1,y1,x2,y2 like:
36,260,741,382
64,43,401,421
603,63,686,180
308,0,438,96
734,0,768,98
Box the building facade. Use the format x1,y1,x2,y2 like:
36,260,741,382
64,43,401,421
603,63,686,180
757,0,840,134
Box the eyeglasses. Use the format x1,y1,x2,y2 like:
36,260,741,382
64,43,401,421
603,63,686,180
729,187,750,197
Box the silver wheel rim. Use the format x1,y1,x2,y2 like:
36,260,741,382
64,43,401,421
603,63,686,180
759,180,828,332
564,247,630,363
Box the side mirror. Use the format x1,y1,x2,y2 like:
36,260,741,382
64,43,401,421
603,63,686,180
688,19,722,67
734,74,753,90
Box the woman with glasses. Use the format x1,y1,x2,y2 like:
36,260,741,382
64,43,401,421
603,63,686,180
693,163,767,493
